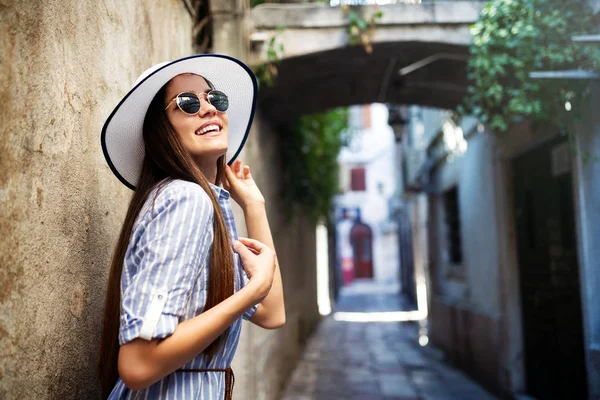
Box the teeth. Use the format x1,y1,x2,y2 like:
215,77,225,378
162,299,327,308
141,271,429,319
196,124,220,135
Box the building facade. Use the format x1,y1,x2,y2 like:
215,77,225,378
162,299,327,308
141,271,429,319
399,83,600,398
334,104,400,286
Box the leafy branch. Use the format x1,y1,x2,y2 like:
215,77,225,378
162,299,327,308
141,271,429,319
343,6,383,54
280,108,350,224
459,0,600,136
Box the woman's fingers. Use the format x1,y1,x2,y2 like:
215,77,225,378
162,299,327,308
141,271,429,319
234,160,243,179
233,240,254,257
234,238,276,295
224,164,236,181
237,237,271,255
226,161,256,184
226,160,244,180
233,241,257,278
243,165,254,181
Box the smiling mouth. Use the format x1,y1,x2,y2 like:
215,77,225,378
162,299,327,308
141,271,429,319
195,124,222,136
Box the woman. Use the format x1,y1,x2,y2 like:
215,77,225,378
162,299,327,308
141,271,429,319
98,54,285,399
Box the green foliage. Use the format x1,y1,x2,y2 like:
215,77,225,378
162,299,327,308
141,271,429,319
280,108,350,224
460,0,600,133
253,27,286,88
344,6,383,53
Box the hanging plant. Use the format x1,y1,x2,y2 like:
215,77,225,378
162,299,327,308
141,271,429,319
458,0,600,134
343,6,383,54
280,108,350,224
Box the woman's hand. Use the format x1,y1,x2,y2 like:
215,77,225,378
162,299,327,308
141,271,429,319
118,238,278,390
233,237,276,302
224,160,265,211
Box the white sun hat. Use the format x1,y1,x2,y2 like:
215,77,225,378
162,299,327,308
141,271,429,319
101,54,257,190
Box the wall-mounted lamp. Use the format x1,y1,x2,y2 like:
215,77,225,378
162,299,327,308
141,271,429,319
387,105,409,143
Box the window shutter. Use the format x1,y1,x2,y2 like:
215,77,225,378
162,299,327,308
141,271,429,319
351,168,366,191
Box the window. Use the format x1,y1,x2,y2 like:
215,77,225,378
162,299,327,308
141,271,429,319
443,186,462,264
350,168,366,191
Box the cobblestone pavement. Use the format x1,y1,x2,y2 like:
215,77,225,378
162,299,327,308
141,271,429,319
281,280,498,400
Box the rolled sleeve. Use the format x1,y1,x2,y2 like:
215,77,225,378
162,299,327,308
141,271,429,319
243,304,258,321
119,182,213,344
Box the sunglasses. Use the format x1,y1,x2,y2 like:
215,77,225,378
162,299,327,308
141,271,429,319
164,90,229,114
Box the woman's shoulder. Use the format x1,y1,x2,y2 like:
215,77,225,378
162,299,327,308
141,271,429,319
155,179,212,207
137,180,214,223
133,180,213,233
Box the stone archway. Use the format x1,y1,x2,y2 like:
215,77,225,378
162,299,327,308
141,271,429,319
257,41,471,124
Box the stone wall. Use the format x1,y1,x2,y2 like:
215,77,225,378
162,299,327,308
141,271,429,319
428,299,501,392
0,1,193,398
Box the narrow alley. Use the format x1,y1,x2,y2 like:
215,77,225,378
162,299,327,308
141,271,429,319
282,281,498,400
3,1,600,399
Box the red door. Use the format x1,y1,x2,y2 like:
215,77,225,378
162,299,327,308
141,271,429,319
350,222,373,279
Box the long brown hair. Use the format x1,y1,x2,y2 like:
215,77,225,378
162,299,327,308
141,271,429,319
97,79,235,399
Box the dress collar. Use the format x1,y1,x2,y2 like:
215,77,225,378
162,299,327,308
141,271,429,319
209,183,230,201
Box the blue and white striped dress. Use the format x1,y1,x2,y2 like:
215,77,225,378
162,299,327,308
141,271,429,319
108,179,257,400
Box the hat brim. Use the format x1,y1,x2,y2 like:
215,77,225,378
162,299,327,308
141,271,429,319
101,54,257,190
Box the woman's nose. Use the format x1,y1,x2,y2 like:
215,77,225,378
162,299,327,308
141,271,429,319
198,96,217,117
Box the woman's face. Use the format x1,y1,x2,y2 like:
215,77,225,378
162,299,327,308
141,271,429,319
164,74,229,167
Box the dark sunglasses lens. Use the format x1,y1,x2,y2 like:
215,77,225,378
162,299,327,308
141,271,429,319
177,93,201,114
208,91,229,112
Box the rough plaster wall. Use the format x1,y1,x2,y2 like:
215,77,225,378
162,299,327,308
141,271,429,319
0,1,192,398
430,133,501,316
458,134,501,315
427,134,505,393
231,113,320,400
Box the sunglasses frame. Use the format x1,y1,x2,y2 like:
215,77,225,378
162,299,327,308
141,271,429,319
164,90,229,114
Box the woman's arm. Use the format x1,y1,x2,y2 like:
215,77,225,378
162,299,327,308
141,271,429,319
119,240,276,390
243,205,286,329
224,161,286,329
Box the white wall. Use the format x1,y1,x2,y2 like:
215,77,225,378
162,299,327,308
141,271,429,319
429,132,501,315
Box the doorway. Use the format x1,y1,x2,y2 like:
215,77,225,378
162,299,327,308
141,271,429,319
512,137,587,399
350,221,373,279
